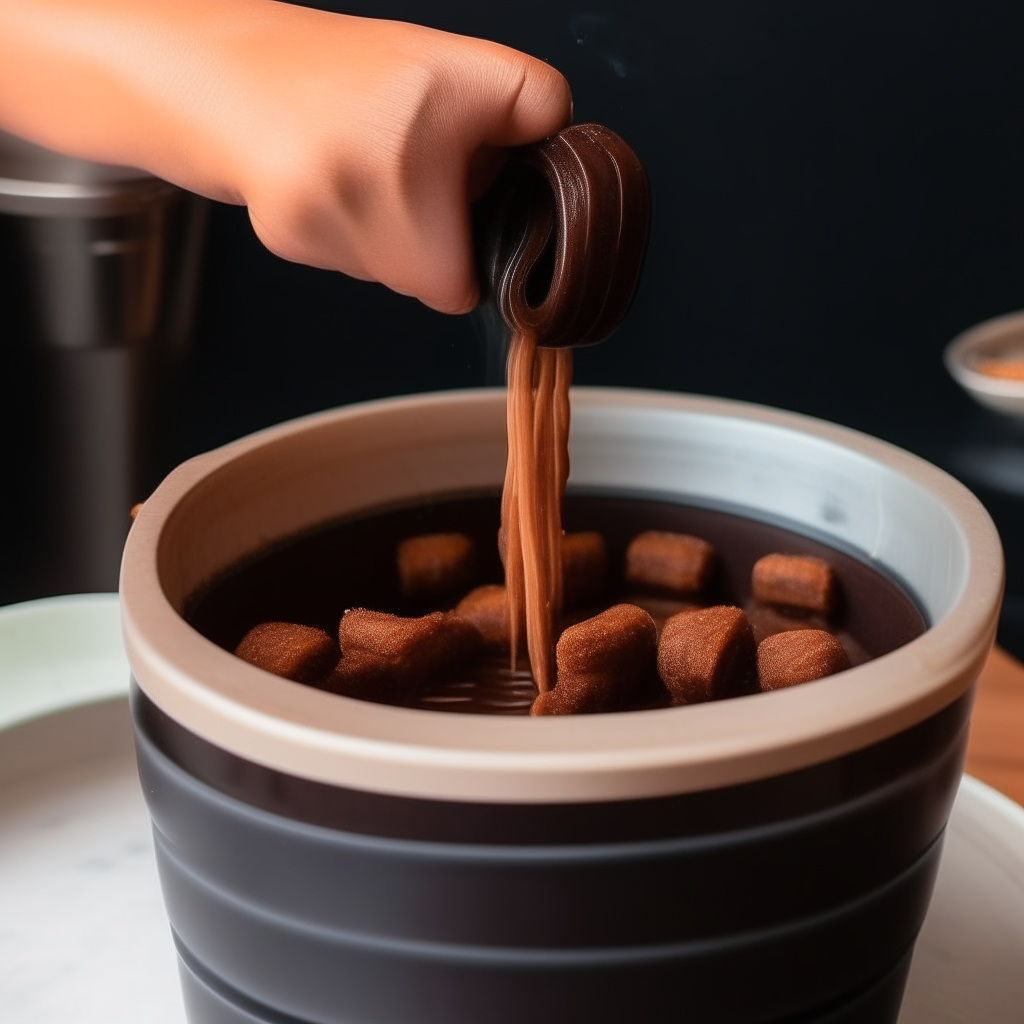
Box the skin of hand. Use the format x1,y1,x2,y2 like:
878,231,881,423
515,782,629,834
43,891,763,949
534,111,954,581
0,0,572,313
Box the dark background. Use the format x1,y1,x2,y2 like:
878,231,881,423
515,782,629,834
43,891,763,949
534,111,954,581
9,2,1024,653
180,2,1024,446
186,1,1024,450
180,1,1024,655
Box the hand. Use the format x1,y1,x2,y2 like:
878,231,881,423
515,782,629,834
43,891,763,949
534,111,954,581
0,0,572,313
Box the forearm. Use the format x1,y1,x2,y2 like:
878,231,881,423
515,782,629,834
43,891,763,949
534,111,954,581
0,0,344,200
0,0,571,311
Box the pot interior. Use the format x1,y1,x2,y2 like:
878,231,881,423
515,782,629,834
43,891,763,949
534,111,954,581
122,389,1001,802
156,389,968,627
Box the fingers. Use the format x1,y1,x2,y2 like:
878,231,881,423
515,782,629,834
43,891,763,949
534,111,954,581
231,17,575,315
488,53,573,149
383,42,572,313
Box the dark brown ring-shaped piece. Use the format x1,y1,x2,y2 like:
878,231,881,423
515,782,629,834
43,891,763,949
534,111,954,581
476,123,650,348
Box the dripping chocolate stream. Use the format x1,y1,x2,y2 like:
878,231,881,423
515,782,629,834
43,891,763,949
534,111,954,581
479,123,650,690
502,332,573,692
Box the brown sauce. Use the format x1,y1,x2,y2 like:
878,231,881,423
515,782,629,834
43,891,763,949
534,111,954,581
501,331,572,691
478,124,650,692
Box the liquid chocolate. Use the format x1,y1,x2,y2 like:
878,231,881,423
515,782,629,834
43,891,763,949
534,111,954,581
478,124,651,690
187,493,927,715
501,333,572,692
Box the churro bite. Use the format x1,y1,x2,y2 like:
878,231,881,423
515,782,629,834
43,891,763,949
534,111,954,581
562,531,607,608
396,533,476,600
625,594,703,637
745,600,830,645
338,608,480,681
757,629,851,690
322,649,393,701
456,585,511,650
532,604,658,716
327,609,481,700
234,622,337,684
657,605,756,704
625,531,715,595
751,553,837,614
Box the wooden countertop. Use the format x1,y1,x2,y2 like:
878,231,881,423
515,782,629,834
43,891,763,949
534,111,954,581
966,645,1024,806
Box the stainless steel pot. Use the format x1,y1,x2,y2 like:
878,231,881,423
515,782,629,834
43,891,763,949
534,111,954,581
0,130,207,598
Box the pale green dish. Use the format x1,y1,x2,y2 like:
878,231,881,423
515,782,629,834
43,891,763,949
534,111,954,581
0,593,127,731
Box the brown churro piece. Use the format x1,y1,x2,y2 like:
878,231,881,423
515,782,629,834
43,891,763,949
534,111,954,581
340,608,480,677
396,533,476,600
322,650,393,700
625,531,715,595
532,604,657,716
625,594,703,638
327,608,481,700
751,554,837,613
657,605,756,704
757,629,851,690
456,585,513,650
562,531,607,608
745,600,830,645
234,622,338,683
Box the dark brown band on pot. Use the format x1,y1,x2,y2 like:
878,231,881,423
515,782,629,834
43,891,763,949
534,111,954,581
132,683,971,846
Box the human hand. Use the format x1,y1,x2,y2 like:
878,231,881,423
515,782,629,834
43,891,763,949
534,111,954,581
0,0,572,313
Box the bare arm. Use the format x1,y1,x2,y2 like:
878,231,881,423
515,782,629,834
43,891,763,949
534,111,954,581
0,0,571,312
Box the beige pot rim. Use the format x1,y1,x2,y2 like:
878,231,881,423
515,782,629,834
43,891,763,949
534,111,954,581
121,388,1003,804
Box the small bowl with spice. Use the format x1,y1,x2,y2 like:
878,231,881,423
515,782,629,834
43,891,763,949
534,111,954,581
945,310,1024,417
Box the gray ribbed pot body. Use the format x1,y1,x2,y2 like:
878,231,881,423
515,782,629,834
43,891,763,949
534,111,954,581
132,684,969,1024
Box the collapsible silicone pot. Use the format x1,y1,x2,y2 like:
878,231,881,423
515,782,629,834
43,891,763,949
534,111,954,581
121,388,1003,1024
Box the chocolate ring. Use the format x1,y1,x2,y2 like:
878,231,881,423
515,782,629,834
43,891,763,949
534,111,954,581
476,123,650,348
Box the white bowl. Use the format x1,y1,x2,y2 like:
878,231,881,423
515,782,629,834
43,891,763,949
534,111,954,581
945,310,1024,418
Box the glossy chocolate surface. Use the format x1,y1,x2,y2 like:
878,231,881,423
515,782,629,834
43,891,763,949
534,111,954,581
476,123,650,348
186,493,926,714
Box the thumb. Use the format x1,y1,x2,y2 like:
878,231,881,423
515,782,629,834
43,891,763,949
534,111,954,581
466,57,572,202
436,52,572,312
379,45,572,315
484,53,573,149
